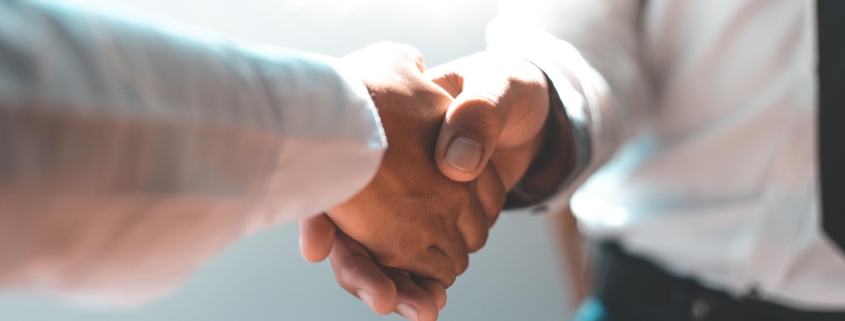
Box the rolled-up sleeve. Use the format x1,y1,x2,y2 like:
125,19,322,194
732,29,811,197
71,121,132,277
489,0,649,208
0,0,384,304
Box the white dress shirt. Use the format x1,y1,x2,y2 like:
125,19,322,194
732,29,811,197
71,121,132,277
0,0,385,305
491,0,845,310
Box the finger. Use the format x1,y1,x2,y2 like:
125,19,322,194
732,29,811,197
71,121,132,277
437,229,471,276
398,43,426,73
411,276,447,310
475,164,506,228
382,268,440,321
430,68,511,182
297,213,336,263
425,63,463,97
426,216,471,278
454,165,505,258
329,230,397,315
387,247,458,288
456,199,490,254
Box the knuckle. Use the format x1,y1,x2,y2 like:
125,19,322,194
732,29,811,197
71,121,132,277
454,96,499,118
455,253,470,276
449,187,474,207
437,269,457,288
376,242,429,270
484,208,500,225
331,259,356,291
450,100,505,137
474,167,507,225
374,250,403,269
462,94,500,110
408,230,438,254
466,228,489,253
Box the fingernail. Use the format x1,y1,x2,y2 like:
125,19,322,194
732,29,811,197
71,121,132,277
397,303,420,321
444,136,483,171
357,290,376,312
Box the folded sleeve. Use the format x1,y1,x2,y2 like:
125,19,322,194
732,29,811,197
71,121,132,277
0,0,384,304
488,0,649,209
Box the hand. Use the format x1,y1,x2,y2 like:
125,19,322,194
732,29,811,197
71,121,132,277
299,43,508,321
424,51,553,189
298,49,568,321
327,42,506,287
298,214,447,321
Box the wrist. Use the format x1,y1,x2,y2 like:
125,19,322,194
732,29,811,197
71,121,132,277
503,75,575,208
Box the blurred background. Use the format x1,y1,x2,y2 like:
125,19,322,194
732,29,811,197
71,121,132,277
0,0,576,320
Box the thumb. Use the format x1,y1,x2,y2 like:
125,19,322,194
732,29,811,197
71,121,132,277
429,69,510,182
297,213,336,263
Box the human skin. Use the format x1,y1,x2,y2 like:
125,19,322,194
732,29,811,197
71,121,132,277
300,48,570,321
301,43,508,321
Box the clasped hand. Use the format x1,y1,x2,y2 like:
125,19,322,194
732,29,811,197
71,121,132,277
298,43,552,321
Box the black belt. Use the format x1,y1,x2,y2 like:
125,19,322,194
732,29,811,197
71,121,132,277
593,243,845,321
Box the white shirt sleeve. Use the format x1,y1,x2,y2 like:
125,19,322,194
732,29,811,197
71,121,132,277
488,0,649,207
0,0,385,304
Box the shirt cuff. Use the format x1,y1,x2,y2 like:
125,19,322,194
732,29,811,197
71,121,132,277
242,52,388,232
487,18,595,213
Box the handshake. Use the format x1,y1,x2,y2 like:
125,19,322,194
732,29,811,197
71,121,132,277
297,43,564,321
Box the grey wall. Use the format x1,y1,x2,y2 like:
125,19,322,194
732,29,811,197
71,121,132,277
0,1,572,320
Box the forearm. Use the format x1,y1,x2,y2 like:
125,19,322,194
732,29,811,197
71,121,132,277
0,0,385,225
0,0,385,302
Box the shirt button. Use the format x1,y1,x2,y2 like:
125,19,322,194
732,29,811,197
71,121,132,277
690,298,712,320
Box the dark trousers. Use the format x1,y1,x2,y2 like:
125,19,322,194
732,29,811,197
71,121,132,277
571,243,845,321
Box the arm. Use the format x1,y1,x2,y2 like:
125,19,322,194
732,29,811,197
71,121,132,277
299,44,513,321
415,0,649,207
488,0,650,202
397,2,647,316
0,0,384,303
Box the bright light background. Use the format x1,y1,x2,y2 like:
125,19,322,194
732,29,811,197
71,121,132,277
0,1,572,320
